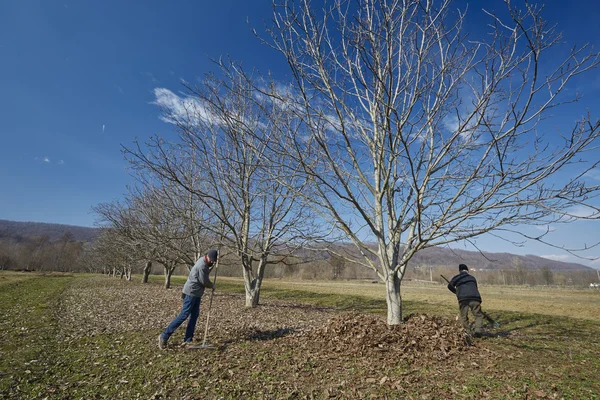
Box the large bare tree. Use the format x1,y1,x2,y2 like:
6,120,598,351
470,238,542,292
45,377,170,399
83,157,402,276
264,0,600,324
125,62,321,307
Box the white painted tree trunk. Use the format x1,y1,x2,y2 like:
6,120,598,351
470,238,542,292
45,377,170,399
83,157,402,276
242,258,267,308
385,272,402,325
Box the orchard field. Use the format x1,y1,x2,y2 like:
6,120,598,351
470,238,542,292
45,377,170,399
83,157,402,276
1,271,599,399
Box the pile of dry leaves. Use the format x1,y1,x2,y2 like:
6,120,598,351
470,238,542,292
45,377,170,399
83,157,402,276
301,313,470,361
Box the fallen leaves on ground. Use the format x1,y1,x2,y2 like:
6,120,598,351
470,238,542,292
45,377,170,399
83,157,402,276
5,275,574,399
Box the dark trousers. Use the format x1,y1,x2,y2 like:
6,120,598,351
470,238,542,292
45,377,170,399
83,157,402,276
459,300,483,334
161,294,201,342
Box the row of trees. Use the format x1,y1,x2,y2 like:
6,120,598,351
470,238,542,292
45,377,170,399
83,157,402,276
93,0,600,324
3,232,595,288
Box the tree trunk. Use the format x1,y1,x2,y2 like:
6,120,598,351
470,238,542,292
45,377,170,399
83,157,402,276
242,266,256,307
242,259,266,308
245,284,261,307
142,261,152,284
385,271,402,325
164,267,174,289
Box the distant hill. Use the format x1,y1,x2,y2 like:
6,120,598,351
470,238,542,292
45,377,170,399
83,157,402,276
408,246,593,272
0,219,100,243
300,242,593,272
0,219,592,271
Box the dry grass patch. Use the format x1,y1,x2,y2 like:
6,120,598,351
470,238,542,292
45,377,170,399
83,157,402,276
219,277,600,321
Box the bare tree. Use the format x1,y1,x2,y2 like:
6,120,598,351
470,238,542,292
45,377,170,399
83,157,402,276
540,266,554,285
329,253,346,279
86,228,136,279
264,0,600,323
93,178,215,288
124,62,321,307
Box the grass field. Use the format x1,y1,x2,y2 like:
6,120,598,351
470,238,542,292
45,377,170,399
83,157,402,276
214,276,600,321
1,271,599,399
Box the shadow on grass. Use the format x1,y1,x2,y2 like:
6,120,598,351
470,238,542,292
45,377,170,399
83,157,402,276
477,310,600,347
216,327,296,351
258,302,333,312
262,288,388,314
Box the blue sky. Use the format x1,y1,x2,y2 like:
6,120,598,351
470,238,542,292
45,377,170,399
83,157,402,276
1,0,599,268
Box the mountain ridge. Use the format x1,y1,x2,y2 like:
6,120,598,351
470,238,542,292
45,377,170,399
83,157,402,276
0,219,99,243
0,219,592,271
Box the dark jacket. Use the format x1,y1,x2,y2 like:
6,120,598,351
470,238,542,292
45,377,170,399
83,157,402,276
448,271,482,303
182,256,214,298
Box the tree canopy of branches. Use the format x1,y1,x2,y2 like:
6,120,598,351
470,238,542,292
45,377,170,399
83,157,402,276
93,178,216,288
124,62,322,306
263,0,600,324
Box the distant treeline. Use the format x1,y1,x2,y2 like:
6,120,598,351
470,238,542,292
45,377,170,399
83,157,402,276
1,219,598,287
155,253,599,288
0,232,87,272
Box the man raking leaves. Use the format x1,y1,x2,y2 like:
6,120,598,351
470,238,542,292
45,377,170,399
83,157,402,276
188,255,220,350
158,249,218,349
442,264,497,337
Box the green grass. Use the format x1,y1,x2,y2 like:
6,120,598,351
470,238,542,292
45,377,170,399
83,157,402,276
0,275,72,398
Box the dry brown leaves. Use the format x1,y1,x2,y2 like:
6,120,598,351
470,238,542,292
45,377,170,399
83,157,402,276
50,276,509,399
299,313,471,363
54,277,337,344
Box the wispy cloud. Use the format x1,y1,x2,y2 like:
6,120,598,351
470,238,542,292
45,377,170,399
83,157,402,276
534,225,555,233
541,253,600,269
584,168,600,180
567,205,597,218
152,88,219,126
442,115,460,133
115,84,124,95
540,254,572,262
144,72,160,84
34,156,65,165
102,124,105,133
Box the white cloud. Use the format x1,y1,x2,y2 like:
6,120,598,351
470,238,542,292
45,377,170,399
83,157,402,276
534,225,555,232
589,258,600,269
584,168,600,180
540,254,571,262
567,205,597,218
58,160,65,165
43,157,50,163
442,115,459,133
144,72,160,84
102,124,105,133
541,253,600,269
152,88,219,126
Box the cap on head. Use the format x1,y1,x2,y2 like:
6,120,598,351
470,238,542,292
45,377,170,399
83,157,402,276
459,264,469,271
207,249,218,263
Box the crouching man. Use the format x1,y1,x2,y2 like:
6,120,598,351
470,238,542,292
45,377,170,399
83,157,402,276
447,263,484,337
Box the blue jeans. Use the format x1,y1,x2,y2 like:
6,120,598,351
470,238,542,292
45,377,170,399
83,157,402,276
161,294,201,342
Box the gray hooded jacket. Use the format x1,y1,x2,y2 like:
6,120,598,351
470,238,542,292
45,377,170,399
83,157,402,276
182,256,214,298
